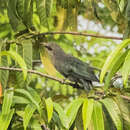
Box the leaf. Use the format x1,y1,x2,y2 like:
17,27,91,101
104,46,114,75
65,98,84,127
92,101,104,130
0,50,27,80
23,0,33,27
122,50,130,86
7,0,26,31
0,90,14,130
113,96,130,130
105,50,128,89
36,0,48,27
45,0,53,17
75,106,84,130
0,83,2,104
0,56,9,89
54,103,69,128
100,39,130,83
82,99,94,130
15,89,41,115
30,118,42,130
45,97,53,123
23,104,36,130
101,98,123,130
0,109,15,130
13,96,30,104
22,40,32,69
2,90,14,115
27,87,41,103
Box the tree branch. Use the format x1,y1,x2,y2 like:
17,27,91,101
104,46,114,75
0,66,80,89
34,31,123,40
0,66,129,101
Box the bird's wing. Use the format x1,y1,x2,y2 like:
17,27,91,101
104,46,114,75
66,56,99,82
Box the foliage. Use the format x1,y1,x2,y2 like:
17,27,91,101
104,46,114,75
0,0,130,130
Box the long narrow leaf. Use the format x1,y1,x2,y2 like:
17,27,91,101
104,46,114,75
100,39,130,83
65,98,84,127
122,50,130,86
105,50,128,89
0,51,27,80
82,99,94,130
45,98,53,123
15,89,41,115
54,103,69,128
92,101,104,130
23,104,36,130
101,98,123,130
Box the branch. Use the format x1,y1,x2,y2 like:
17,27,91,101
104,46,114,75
34,31,123,40
0,66,80,89
0,66,130,101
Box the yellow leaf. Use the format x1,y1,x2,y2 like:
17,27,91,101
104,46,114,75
40,47,57,76
0,83,2,104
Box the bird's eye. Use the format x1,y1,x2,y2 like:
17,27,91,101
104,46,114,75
45,46,53,51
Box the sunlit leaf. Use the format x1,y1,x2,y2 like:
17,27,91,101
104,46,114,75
23,104,36,130
82,99,94,130
100,39,130,83
92,101,104,130
15,89,41,115
101,98,123,130
122,50,130,86
105,50,128,89
65,98,84,127
0,51,27,80
54,103,69,128
45,97,53,123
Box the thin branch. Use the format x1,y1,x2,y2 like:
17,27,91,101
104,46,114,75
34,31,123,40
0,66,130,101
0,66,79,89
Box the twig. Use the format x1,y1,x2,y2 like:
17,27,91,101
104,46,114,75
34,31,123,40
0,66,80,89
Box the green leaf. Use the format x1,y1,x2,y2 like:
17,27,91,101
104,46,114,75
2,90,14,115
22,41,32,69
30,118,42,130
100,39,130,83
36,0,48,27
7,0,26,31
13,96,30,104
54,103,69,128
0,109,15,130
45,97,53,123
23,0,33,27
114,96,130,130
105,50,128,89
0,56,9,89
0,50,27,80
65,98,84,127
92,101,104,130
122,50,130,86
46,0,53,17
101,98,123,130
27,87,41,103
23,104,36,130
0,90,14,130
82,99,94,130
15,89,41,115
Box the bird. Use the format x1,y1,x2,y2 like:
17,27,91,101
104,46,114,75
40,42,99,91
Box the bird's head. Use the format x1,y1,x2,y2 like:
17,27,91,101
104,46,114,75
41,42,64,57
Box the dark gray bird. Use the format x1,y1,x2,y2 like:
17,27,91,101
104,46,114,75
41,42,99,91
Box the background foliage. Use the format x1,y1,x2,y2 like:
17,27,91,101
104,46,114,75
0,0,130,130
